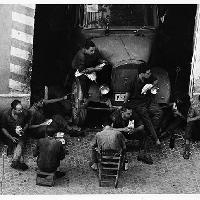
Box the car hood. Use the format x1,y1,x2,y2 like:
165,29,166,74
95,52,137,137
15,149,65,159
92,33,155,67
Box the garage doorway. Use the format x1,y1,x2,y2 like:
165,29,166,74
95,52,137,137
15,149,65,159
31,4,84,104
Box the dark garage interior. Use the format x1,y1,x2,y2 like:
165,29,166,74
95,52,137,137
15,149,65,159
153,4,197,98
31,4,84,103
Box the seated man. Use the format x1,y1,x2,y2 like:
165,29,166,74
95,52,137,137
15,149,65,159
90,120,126,170
160,93,190,149
124,63,162,147
72,39,107,100
183,95,200,159
28,95,82,139
33,130,66,177
110,106,153,164
0,100,29,170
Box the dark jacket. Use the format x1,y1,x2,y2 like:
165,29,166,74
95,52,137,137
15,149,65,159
33,137,65,172
72,49,103,72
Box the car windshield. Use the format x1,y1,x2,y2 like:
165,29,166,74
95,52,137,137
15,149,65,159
83,4,157,29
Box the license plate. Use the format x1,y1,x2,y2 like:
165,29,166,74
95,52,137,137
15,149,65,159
115,94,126,101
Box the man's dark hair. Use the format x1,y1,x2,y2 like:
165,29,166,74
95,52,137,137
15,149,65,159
84,39,95,49
102,118,113,127
138,62,150,74
46,127,57,137
121,105,132,112
11,99,21,110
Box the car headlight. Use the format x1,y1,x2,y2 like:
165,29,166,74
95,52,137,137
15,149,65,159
100,84,110,95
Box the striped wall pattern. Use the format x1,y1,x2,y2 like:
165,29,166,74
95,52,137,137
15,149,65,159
9,4,35,93
190,4,200,97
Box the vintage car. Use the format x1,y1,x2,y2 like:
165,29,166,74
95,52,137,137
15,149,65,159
71,5,171,126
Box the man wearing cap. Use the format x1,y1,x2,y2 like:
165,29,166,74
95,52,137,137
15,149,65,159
33,130,66,178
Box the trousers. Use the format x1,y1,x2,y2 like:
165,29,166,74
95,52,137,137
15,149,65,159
131,101,162,141
78,75,93,99
6,137,25,162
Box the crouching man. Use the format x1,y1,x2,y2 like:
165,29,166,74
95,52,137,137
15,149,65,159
90,120,126,170
110,106,153,165
0,100,29,170
33,130,66,178
72,39,107,101
124,63,162,147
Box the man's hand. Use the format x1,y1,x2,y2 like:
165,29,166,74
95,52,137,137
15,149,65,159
41,119,53,126
83,63,105,73
99,59,108,64
123,127,131,132
12,137,19,143
94,64,104,71
82,69,89,73
141,84,153,94
16,126,23,136
63,95,68,100
95,63,106,71
95,66,103,71
82,68,94,73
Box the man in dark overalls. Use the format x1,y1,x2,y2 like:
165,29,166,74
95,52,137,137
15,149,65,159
110,106,153,164
124,63,162,147
72,40,107,100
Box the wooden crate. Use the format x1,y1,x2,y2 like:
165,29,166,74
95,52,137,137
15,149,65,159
36,171,55,187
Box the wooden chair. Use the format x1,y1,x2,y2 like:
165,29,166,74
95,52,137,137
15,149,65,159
98,148,124,188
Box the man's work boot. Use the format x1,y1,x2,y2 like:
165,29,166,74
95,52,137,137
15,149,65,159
137,153,153,165
169,135,175,149
10,160,21,170
183,144,190,159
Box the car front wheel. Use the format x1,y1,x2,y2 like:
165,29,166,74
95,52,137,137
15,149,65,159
71,79,87,126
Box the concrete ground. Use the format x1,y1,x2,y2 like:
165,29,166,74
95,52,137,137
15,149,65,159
1,129,200,195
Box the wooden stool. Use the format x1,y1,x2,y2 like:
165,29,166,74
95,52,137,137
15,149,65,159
36,170,56,187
